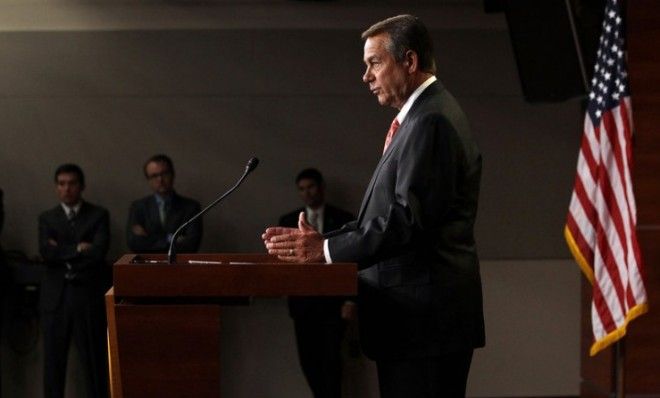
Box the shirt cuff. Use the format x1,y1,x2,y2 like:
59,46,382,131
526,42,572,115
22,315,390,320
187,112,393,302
323,239,333,264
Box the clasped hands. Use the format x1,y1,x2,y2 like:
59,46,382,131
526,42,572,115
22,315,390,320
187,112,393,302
262,212,325,263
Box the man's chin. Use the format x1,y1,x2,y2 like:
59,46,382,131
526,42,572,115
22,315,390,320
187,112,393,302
377,95,392,107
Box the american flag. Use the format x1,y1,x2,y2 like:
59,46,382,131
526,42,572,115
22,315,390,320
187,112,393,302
564,0,648,356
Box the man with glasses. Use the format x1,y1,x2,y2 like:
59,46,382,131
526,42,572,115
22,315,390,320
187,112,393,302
126,154,202,254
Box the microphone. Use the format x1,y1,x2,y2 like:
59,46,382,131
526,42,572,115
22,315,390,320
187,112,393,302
167,157,259,264
246,157,259,173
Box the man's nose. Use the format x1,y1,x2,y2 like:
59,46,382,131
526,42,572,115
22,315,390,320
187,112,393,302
363,69,372,83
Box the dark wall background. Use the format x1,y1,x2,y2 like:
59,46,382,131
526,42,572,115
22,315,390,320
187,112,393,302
0,29,581,262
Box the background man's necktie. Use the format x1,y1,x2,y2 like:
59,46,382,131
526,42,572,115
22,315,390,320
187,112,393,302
308,211,319,232
159,201,167,225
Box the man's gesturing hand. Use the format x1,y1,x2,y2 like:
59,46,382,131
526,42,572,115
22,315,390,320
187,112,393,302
262,212,325,263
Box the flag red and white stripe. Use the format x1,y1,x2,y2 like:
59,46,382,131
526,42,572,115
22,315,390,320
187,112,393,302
564,0,648,356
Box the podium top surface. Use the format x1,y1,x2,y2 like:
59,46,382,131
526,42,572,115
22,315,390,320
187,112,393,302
112,253,357,299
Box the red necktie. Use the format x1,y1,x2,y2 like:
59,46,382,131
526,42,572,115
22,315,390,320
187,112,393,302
383,118,400,154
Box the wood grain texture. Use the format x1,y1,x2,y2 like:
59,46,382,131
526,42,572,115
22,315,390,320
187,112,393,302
626,0,660,392
625,230,660,393
114,304,221,397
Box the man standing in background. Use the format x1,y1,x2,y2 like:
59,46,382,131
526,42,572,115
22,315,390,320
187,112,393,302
127,154,202,254
279,168,354,398
264,15,484,397
39,164,110,398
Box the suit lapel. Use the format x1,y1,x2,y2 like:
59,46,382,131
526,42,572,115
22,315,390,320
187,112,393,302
356,153,389,223
72,202,89,239
55,205,68,225
356,114,413,222
53,206,72,241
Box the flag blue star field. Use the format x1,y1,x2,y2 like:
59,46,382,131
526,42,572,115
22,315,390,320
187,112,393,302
565,0,648,356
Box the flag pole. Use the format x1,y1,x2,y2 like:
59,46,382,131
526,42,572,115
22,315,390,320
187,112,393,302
612,338,625,398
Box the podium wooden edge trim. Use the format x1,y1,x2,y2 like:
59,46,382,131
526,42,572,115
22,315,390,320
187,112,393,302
105,287,122,398
112,253,357,298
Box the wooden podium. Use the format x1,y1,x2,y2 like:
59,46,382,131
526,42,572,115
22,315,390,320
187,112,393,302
105,253,357,398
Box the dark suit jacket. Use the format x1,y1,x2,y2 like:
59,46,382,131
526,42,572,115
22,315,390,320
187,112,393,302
38,202,110,311
279,204,354,321
126,192,202,253
327,81,485,360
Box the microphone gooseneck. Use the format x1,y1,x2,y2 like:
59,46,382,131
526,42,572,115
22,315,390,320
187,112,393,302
167,157,259,264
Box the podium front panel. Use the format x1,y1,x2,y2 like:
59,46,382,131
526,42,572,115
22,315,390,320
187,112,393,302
107,253,357,397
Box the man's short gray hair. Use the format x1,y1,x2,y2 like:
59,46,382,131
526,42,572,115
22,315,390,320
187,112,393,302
361,14,436,74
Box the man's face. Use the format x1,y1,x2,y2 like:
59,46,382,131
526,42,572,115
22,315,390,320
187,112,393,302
145,161,174,195
56,172,83,206
297,178,324,209
363,33,410,109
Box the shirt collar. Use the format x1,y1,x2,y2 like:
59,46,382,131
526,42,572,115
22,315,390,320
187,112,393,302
395,75,437,124
154,192,173,205
306,205,325,217
61,202,82,215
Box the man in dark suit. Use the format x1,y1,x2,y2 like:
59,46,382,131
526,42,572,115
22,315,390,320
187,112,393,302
279,168,354,398
127,154,202,253
264,15,484,397
39,164,110,398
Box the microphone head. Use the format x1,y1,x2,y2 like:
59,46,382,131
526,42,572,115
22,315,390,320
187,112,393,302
246,157,259,173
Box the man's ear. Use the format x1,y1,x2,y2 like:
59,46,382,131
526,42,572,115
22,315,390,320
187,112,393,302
404,50,418,73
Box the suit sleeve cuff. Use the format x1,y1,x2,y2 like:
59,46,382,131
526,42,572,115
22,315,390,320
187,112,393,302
323,239,333,264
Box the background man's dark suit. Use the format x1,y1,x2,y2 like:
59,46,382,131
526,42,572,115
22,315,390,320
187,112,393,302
327,81,485,384
126,193,202,253
280,205,354,398
39,201,110,398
